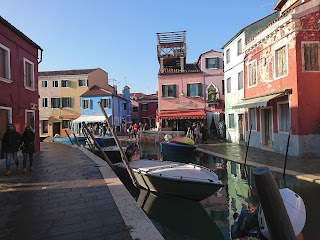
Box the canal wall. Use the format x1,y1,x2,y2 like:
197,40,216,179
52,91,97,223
140,130,185,143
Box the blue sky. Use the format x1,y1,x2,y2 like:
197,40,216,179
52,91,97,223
1,0,276,94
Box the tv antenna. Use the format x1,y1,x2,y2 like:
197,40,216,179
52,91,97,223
260,1,275,8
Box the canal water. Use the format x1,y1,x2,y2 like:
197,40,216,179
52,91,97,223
122,142,320,240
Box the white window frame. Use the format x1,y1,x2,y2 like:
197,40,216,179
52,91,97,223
101,98,111,108
0,43,11,83
228,113,235,129
41,80,48,88
61,79,70,88
237,39,242,56
206,57,219,69
0,106,12,123
82,98,90,109
42,98,48,108
274,44,288,80
23,58,35,90
226,49,230,64
25,109,35,129
248,60,257,88
78,79,88,87
226,77,231,94
248,108,257,131
302,41,320,72
52,80,59,88
238,71,243,90
277,101,290,133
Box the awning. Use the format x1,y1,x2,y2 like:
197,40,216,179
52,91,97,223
159,110,206,120
232,93,285,109
72,115,111,124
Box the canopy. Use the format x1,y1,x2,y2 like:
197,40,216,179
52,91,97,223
72,115,111,124
232,93,285,109
159,110,206,120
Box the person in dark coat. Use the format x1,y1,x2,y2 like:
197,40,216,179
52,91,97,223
2,124,22,176
21,126,35,173
200,122,208,144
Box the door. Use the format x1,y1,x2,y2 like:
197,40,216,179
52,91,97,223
53,122,61,137
261,108,273,147
238,114,245,141
0,109,9,158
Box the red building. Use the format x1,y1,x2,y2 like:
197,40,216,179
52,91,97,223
137,94,158,128
233,0,320,157
0,16,43,154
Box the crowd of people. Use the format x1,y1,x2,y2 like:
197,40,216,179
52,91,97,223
2,124,35,176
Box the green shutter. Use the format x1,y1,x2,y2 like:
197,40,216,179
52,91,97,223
187,84,190,96
162,85,165,97
198,83,202,96
215,57,219,68
173,85,176,97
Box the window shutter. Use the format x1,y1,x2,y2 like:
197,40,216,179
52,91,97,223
311,43,319,70
187,84,190,96
215,57,219,68
162,85,165,97
173,85,176,97
198,83,202,96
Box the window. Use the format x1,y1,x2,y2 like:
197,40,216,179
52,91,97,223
248,61,257,87
124,102,127,111
142,103,148,111
278,102,290,132
42,98,48,108
61,80,70,87
62,120,70,129
228,114,235,129
78,79,87,87
51,98,60,108
237,39,242,56
226,49,230,64
0,43,10,80
133,107,138,112
187,83,202,97
248,108,256,130
238,71,243,90
226,78,231,93
206,57,219,69
61,97,71,108
24,58,35,89
82,99,90,109
52,80,59,88
101,98,111,108
275,45,287,78
42,120,48,134
41,80,48,88
162,85,176,98
303,42,319,71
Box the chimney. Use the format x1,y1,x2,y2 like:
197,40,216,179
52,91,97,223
180,57,185,72
160,58,164,73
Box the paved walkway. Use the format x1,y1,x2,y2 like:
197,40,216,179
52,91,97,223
196,139,320,184
0,142,164,240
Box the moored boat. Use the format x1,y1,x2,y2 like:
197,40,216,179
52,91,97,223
114,159,224,201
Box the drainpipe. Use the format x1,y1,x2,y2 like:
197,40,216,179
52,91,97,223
38,49,43,64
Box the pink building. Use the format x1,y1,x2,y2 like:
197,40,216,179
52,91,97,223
0,16,43,154
157,31,224,132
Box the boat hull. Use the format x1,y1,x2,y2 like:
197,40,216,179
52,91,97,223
160,142,196,155
53,136,86,145
114,159,223,201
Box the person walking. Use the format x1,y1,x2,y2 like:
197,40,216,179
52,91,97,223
2,124,22,176
200,122,208,144
21,126,35,173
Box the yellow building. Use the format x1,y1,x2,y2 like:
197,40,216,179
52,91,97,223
38,68,114,138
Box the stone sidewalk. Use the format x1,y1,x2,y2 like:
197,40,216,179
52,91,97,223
196,139,320,184
0,142,164,240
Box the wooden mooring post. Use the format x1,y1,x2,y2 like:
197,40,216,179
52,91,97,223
253,167,296,240
98,102,140,190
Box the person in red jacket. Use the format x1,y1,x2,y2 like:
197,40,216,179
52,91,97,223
132,123,139,140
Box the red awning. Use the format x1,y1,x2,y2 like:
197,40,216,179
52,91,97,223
159,110,206,120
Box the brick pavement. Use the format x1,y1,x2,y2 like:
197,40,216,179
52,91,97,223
0,142,164,240
196,139,320,184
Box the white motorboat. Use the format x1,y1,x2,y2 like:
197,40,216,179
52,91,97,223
114,159,224,201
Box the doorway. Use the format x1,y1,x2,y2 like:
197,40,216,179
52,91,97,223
238,114,245,141
0,108,10,158
260,108,273,148
53,122,61,137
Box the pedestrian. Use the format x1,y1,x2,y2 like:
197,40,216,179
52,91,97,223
132,123,139,140
21,126,35,173
218,120,225,141
102,124,107,137
127,124,133,140
200,122,208,144
2,124,22,176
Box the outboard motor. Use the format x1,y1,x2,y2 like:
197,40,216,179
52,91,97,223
125,143,138,161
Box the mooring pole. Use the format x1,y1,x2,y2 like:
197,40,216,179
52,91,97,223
253,167,296,240
64,129,74,145
283,131,291,177
98,102,140,190
72,132,80,146
244,124,252,165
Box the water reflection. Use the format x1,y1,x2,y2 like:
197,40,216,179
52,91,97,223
126,143,320,240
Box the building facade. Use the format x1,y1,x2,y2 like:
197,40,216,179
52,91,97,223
137,94,158,128
233,0,320,157
38,68,113,137
222,12,279,144
0,15,42,154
